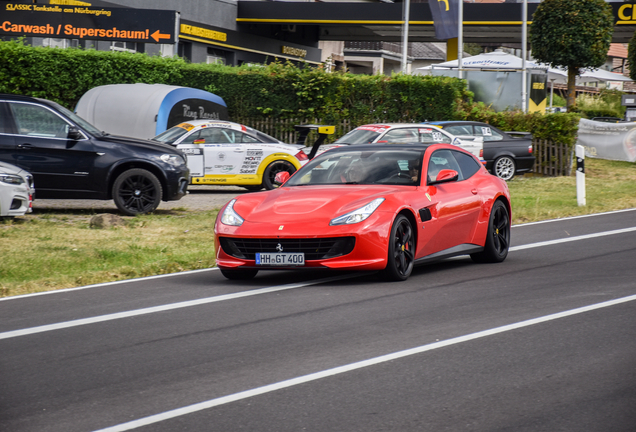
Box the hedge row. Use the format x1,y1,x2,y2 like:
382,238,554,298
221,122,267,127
458,102,581,145
0,39,579,145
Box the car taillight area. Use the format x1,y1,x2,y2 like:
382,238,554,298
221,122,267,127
295,150,309,162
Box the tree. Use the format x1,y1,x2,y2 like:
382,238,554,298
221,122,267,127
530,0,613,111
627,33,636,82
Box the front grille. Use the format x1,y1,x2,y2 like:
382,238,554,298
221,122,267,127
219,237,356,261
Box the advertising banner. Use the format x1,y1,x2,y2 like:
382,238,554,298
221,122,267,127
529,73,547,114
576,118,636,162
427,0,460,40
0,3,178,44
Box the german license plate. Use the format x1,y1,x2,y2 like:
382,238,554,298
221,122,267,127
255,252,305,266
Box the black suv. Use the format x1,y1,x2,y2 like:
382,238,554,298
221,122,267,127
0,94,189,215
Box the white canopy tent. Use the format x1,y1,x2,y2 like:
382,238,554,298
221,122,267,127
418,51,632,84
539,67,633,109
422,50,546,71
416,50,634,110
417,50,549,112
544,67,633,85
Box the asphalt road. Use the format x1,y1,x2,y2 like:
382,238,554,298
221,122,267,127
1,209,636,432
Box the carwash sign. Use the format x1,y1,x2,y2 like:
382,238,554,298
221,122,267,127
1,2,178,43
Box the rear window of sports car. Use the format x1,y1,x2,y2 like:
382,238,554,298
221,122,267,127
333,128,381,145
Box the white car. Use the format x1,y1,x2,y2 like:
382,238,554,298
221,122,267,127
153,120,309,190
0,161,34,217
322,123,484,162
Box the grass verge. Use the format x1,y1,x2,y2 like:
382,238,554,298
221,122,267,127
509,158,636,223
1,158,634,297
1,210,218,297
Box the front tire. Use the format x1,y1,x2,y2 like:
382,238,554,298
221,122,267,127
112,168,162,216
381,215,415,281
220,268,259,280
243,185,263,192
493,156,516,181
471,200,510,263
262,160,296,190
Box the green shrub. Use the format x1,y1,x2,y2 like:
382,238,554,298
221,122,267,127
0,40,467,124
455,101,580,146
550,94,567,107
0,39,185,108
572,91,625,119
0,39,580,148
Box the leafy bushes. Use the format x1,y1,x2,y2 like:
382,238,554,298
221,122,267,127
456,102,580,145
0,39,184,108
0,39,579,148
0,40,466,122
570,91,625,120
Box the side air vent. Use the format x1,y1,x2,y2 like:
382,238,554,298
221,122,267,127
419,207,432,222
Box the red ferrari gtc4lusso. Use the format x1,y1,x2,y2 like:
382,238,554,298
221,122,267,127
214,143,511,281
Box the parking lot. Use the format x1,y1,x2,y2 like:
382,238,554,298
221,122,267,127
32,185,244,213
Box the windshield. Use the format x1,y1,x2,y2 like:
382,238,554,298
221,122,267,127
153,125,191,144
286,149,424,186
333,128,382,144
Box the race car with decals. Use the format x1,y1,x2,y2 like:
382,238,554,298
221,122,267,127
153,120,319,191
317,123,485,163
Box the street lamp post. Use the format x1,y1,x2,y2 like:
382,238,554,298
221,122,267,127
401,0,410,74
521,0,528,112
458,0,463,79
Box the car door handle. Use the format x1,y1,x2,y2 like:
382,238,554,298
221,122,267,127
17,143,33,149
471,189,478,195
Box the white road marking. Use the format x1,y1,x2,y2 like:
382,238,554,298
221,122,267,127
0,274,363,340
512,207,636,228
93,293,636,432
4,208,634,303
0,268,218,302
2,226,635,341
509,226,636,251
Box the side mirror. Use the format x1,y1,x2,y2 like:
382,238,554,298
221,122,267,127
68,126,83,140
274,171,290,186
430,169,459,185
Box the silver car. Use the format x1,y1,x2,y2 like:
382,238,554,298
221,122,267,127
0,161,34,217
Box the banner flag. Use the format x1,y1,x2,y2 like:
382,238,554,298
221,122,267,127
428,0,460,40
577,119,636,162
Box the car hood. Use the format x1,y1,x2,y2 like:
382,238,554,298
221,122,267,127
96,134,182,154
0,161,29,177
231,185,403,227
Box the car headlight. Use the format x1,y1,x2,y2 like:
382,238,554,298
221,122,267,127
221,199,245,226
330,198,384,226
0,174,25,185
160,153,186,165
